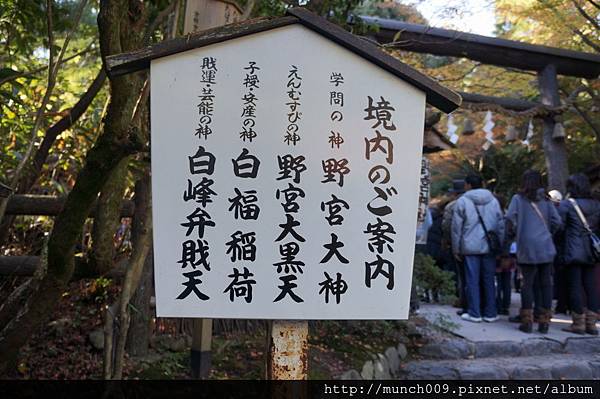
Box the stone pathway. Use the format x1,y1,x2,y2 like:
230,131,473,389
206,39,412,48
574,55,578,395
399,298,600,380
419,294,598,343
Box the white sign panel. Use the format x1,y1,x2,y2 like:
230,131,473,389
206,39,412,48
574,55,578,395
151,24,425,319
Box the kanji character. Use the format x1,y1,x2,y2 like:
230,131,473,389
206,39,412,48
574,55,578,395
273,274,303,303
365,131,394,164
329,72,344,86
177,270,209,300
181,208,215,238
363,96,396,130
275,183,305,213
277,154,306,183
189,146,215,175
177,239,210,271
328,131,344,149
320,194,350,226
275,214,305,243
365,255,395,290
364,218,396,254
320,233,349,264
228,188,260,220
225,231,257,262
232,148,260,178
273,242,304,274
318,272,348,304
223,267,256,303
183,177,217,207
321,158,350,187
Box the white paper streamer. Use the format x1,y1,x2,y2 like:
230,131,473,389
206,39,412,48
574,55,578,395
446,114,459,144
522,119,534,146
483,111,495,143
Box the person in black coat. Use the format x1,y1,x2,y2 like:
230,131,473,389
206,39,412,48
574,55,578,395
560,174,600,335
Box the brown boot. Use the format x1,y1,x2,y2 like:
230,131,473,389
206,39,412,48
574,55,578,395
538,308,551,334
562,313,585,335
518,309,533,333
585,311,599,335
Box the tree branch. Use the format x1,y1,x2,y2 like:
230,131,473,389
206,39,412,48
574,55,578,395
572,102,600,141
587,0,600,10
0,46,96,87
572,0,600,31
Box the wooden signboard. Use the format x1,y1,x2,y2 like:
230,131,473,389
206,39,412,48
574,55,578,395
103,9,460,320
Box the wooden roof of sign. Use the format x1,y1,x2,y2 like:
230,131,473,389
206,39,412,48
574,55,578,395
105,7,461,113
360,16,600,79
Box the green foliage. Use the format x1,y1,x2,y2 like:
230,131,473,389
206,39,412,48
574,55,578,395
456,142,541,200
567,129,600,174
412,252,456,304
0,0,104,196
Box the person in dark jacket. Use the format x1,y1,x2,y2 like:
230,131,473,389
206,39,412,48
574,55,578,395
505,170,562,333
560,174,600,335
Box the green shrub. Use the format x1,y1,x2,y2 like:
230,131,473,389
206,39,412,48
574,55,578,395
412,252,456,305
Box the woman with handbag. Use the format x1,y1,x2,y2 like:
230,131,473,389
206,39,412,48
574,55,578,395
560,173,600,335
506,170,562,333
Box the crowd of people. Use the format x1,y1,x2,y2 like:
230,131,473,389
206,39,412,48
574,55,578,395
424,171,600,335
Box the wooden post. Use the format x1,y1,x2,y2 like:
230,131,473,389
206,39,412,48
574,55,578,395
181,0,241,379
267,320,309,380
538,64,569,194
190,318,213,378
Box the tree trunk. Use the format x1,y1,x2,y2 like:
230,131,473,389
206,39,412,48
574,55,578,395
538,64,569,193
126,247,153,357
89,157,129,275
104,174,152,378
0,0,147,375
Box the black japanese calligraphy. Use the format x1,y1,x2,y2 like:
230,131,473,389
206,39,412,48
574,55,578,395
181,208,215,238
240,61,260,142
364,218,396,254
318,271,348,304
183,177,217,206
365,255,395,290
178,239,210,271
232,148,260,178
226,231,257,262
329,72,344,86
284,65,303,145
277,154,306,183
273,242,304,274
274,274,303,303
320,233,349,264
367,186,398,217
275,214,305,242
177,270,209,300
363,96,397,131
197,57,217,138
321,158,350,187
189,146,216,175
275,183,305,213
365,131,394,164
228,188,260,220
224,267,256,303
328,131,344,149
320,194,350,226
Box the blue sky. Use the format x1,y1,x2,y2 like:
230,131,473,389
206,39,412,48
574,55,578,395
407,0,497,36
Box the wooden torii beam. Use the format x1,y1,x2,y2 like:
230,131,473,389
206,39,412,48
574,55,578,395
358,16,600,78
